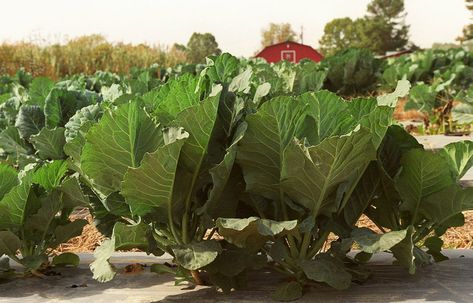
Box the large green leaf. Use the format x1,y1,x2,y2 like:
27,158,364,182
452,103,473,124
0,174,32,228
281,128,376,215
351,228,407,254
206,53,239,83
149,74,200,122
216,217,297,251
32,160,68,191
121,128,187,216
44,89,98,128
64,104,101,143
172,240,222,271
302,91,357,143
0,164,18,200
202,122,246,218
112,222,149,251
236,96,313,200
170,93,221,176
28,77,54,107
59,176,90,208
0,231,21,258
52,219,88,247
300,253,352,290
81,102,163,196
395,149,455,220
441,141,473,180
30,127,66,160
15,105,45,139
0,127,29,157
271,281,303,302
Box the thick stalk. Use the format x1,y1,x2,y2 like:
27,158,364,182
279,189,299,258
182,158,205,244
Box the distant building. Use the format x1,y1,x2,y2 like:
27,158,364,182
255,41,323,63
379,49,414,59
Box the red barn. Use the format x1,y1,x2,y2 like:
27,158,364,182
255,41,323,63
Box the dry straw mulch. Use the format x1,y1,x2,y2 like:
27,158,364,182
56,210,473,254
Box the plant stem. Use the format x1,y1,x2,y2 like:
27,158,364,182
182,158,205,244
190,270,204,285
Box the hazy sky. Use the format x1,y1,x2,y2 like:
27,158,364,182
0,0,470,56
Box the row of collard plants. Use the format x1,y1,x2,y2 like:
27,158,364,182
1,53,473,301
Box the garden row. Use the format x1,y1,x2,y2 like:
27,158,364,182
0,53,473,301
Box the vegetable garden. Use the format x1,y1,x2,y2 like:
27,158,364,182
1,50,473,301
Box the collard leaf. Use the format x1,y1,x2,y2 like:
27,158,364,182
44,89,98,128
0,174,32,228
271,281,303,302
172,240,221,271
64,104,101,142
32,160,68,191
150,263,176,275
0,164,18,200
52,219,88,246
28,77,54,107
30,127,66,160
300,253,352,290
236,95,314,201
282,128,376,215
229,67,252,93
452,103,473,124
395,149,455,221
391,226,416,274
59,176,90,208
0,231,21,258
81,102,163,196
15,105,45,139
377,79,411,107
351,228,407,254
90,238,116,282
441,141,473,180
216,217,297,251
0,126,30,157
121,128,188,216
52,252,80,267
150,74,200,122
206,53,239,83
113,222,149,251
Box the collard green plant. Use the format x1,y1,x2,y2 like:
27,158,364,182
345,127,473,273
0,161,89,277
81,54,264,286
216,81,411,300
323,48,381,95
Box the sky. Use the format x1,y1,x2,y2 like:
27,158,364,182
0,0,470,56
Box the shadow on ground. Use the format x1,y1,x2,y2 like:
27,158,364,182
157,257,473,303
1,253,472,302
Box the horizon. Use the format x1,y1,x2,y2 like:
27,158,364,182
0,0,471,56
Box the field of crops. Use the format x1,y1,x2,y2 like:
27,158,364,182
1,50,473,300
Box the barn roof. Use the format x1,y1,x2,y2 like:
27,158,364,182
255,41,321,57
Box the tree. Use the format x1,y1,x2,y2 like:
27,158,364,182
319,18,363,56
261,23,298,47
458,0,473,43
186,33,221,64
319,0,410,55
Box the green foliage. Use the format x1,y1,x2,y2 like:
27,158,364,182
319,0,410,55
0,52,473,301
260,23,298,48
323,48,381,95
186,33,222,64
